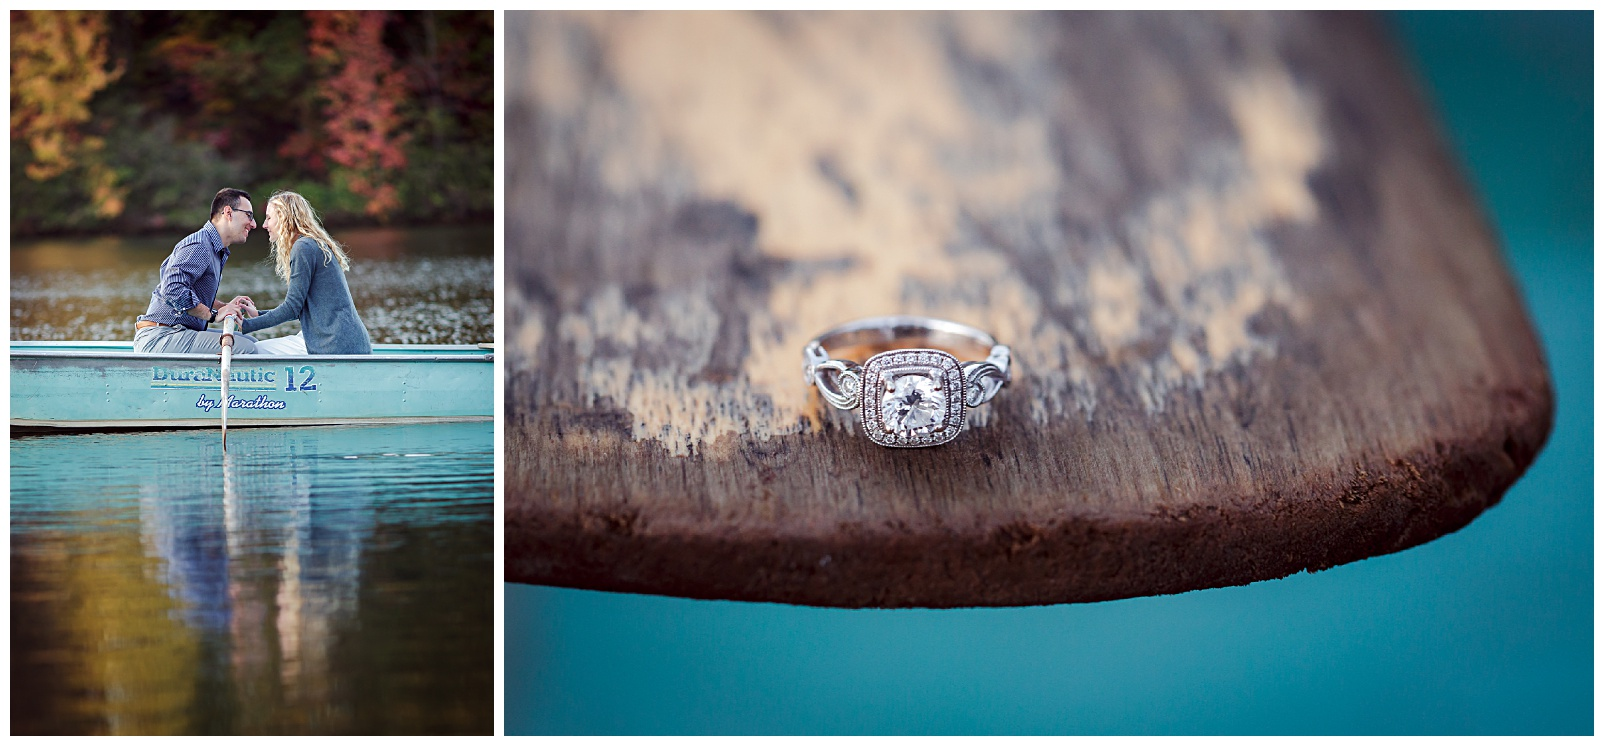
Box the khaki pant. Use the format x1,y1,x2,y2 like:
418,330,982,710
133,324,259,354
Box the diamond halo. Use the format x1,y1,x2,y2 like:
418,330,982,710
860,349,965,448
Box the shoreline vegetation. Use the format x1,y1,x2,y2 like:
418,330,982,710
10,10,492,239
11,212,496,243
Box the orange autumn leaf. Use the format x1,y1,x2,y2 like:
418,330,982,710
10,10,125,217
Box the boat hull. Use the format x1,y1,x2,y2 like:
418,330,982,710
11,341,492,431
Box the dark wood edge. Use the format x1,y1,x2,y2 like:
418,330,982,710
508,379,1551,608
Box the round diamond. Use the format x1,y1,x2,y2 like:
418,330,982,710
880,373,946,433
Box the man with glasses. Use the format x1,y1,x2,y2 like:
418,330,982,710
134,187,264,354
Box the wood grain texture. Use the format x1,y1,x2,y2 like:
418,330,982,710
505,11,1553,607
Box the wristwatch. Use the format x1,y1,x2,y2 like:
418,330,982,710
208,308,217,324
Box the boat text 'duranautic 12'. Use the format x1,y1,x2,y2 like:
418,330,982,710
10,341,492,432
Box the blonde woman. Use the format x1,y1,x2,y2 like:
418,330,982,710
241,191,373,354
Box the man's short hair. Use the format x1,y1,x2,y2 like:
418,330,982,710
210,188,251,218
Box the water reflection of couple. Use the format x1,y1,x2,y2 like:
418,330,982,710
133,188,372,355
138,432,374,717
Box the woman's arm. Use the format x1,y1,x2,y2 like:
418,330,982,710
241,239,318,333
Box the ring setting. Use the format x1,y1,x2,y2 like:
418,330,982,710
803,316,1012,448
862,349,964,446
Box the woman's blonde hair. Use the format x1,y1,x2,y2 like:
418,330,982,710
265,190,351,284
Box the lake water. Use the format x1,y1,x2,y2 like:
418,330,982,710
11,422,494,735
10,223,494,734
10,224,492,345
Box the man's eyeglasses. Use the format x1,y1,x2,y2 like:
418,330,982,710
231,205,255,223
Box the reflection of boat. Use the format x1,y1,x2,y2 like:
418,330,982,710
11,341,492,432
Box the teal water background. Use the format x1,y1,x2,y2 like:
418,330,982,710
12,423,493,734
506,12,1592,734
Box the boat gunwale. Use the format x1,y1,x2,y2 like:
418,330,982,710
11,340,488,350
12,415,493,433
10,348,492,364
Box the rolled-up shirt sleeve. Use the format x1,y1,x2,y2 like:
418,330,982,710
158,240,209,315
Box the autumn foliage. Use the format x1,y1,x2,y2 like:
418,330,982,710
10,11,125,217
307,11,410,218
10,10,491,235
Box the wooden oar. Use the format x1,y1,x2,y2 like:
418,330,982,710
220,313,237,451
507,11,1555,607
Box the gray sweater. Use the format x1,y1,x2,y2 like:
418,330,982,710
242,237,372,354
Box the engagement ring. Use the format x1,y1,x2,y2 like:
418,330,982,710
803,316,1011,448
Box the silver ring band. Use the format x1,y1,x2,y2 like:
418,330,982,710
803,316,1012,447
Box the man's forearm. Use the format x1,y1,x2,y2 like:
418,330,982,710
188,298,229,319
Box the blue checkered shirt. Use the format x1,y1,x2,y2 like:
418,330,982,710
138,222,231,331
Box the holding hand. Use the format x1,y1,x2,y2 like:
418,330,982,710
225,295,259,318
216,300,247,323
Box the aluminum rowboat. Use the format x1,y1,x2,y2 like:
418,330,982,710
11,341,492,432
